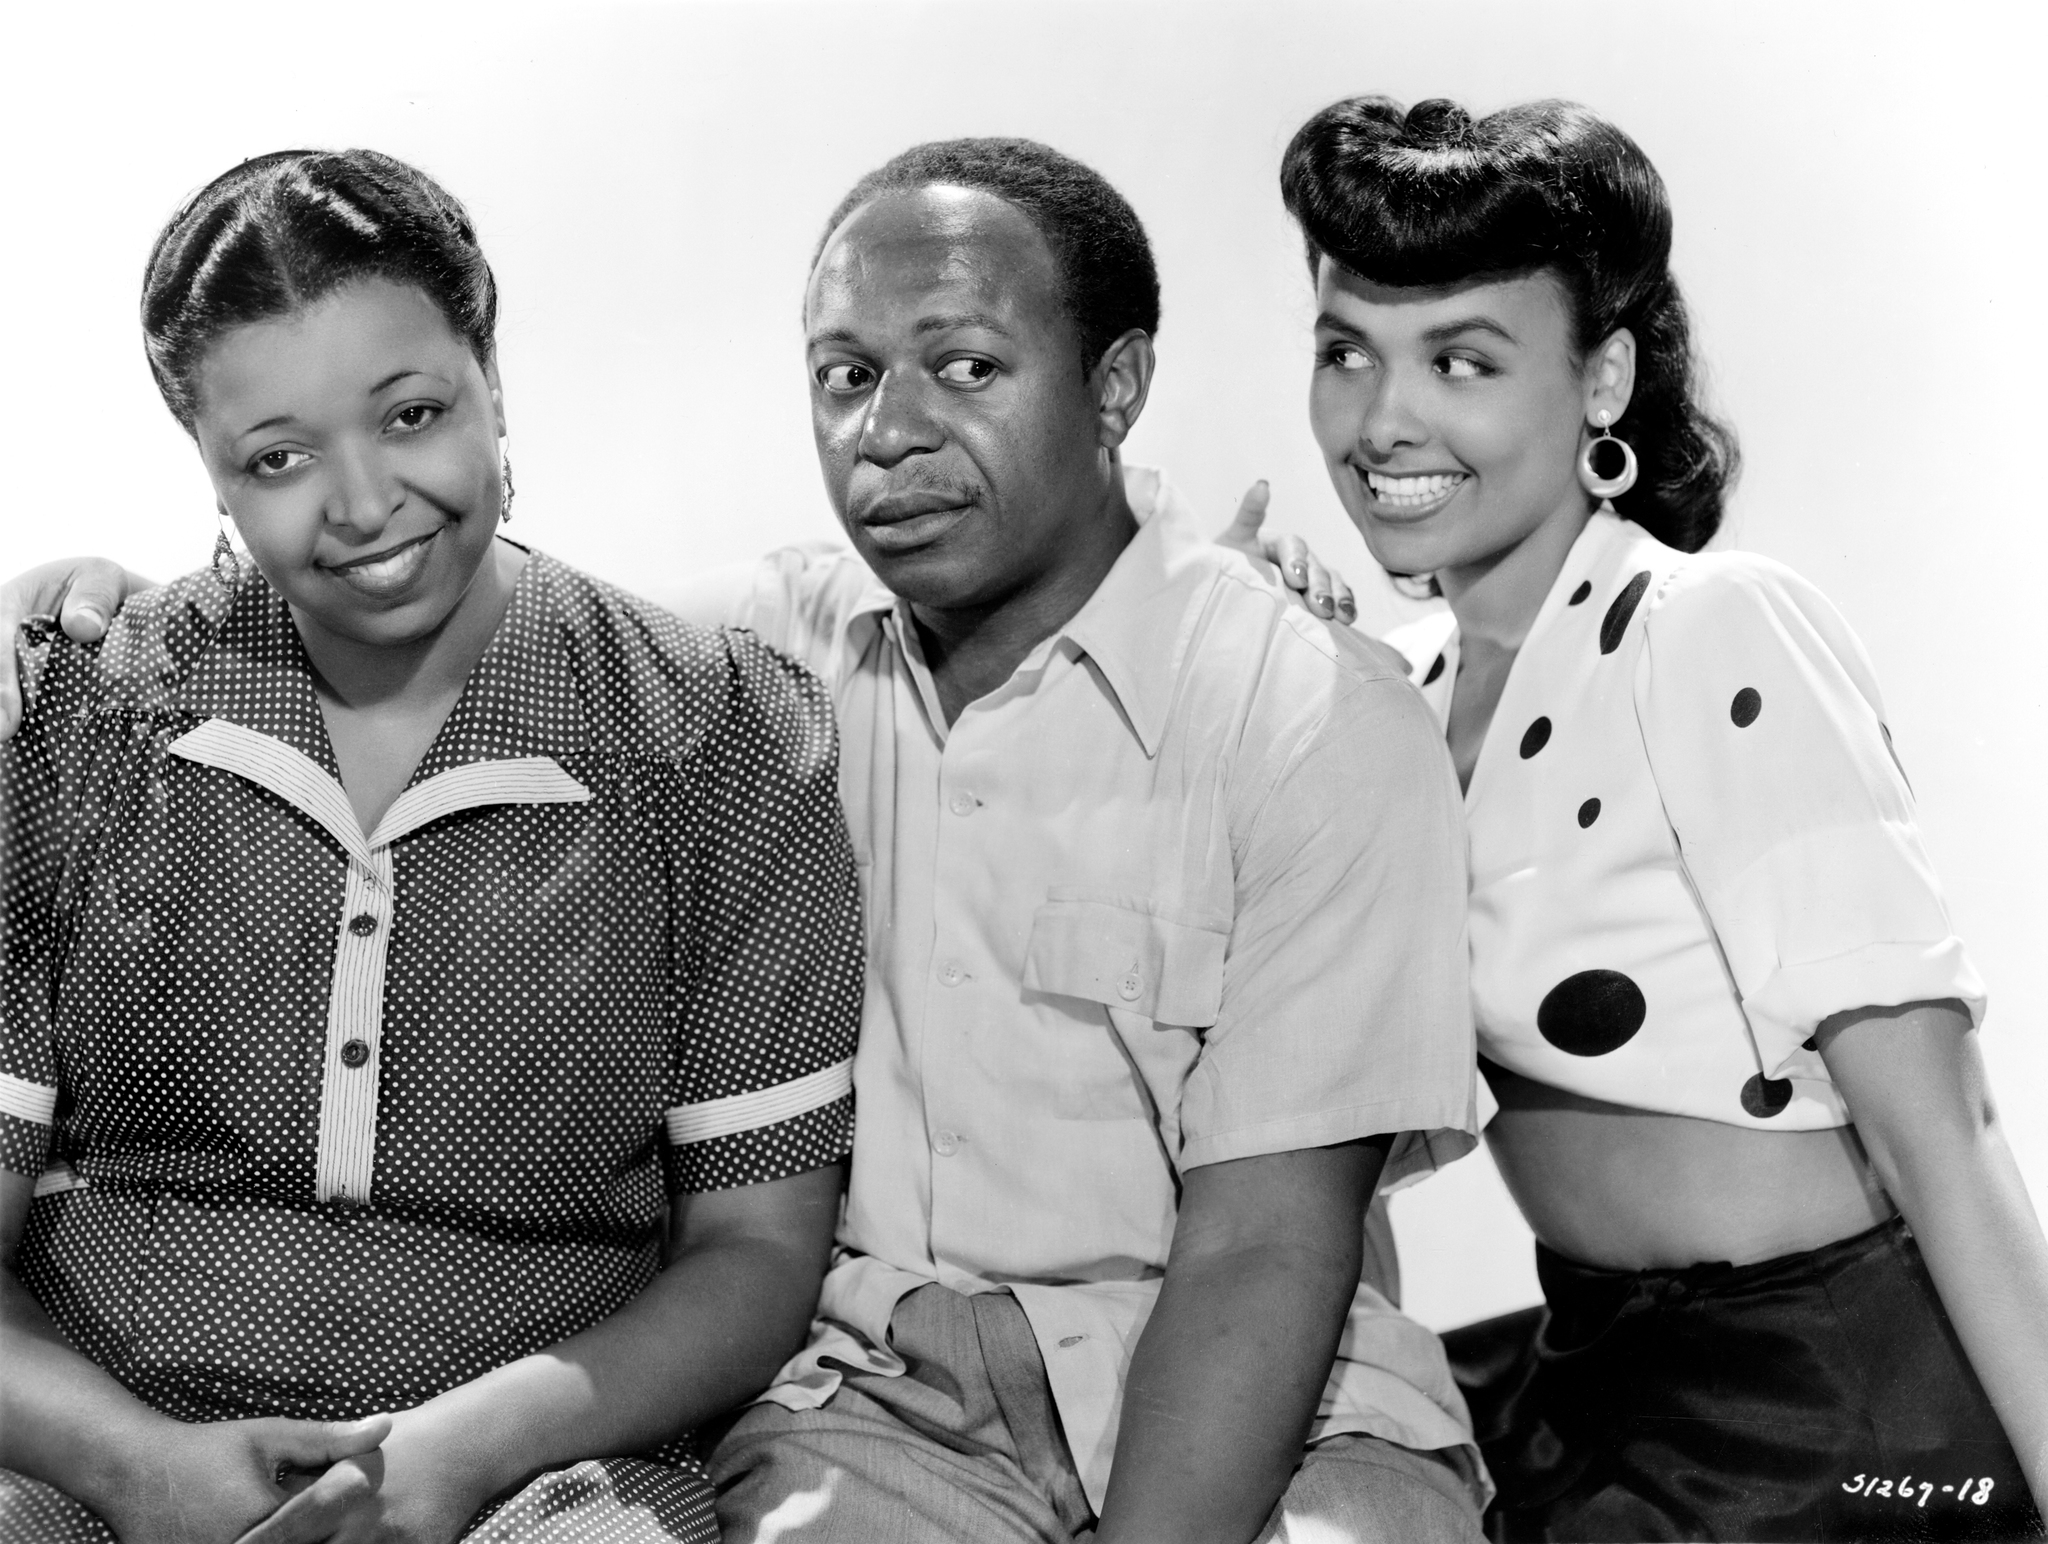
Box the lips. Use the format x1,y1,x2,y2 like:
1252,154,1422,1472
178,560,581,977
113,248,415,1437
320,527,442,598
1359,468,1467,518
858,488,976,526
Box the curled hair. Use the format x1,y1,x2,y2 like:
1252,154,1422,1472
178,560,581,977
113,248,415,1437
815,137,1160,375
1280,97,1738,551
142,149,498,431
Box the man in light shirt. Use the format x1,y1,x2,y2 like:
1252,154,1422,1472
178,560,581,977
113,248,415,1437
0,139,1484,1543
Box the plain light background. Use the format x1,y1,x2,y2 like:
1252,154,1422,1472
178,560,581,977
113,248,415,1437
2,0,2041,1330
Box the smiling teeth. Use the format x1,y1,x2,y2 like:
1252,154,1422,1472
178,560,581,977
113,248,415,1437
1365,471,1464,507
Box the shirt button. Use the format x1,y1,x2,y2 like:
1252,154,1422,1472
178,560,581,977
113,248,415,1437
347,913,378,938
1058,1334,1087,1348
948,792,976,816
340,1039,371,1069
932,1130,961,1157
940,961,965,987
1117,972,1143,1002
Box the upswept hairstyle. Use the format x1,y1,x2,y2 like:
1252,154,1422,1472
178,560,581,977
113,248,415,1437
141,149,498,432
1280,97,1738,552
814,137,1161,376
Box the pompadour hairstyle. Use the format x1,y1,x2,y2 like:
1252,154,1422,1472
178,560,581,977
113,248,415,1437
1281,96,1739,552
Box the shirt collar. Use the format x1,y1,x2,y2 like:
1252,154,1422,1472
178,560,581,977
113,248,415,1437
1055,467,1213,759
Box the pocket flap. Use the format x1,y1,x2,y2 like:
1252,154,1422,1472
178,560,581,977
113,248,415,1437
1022,890,1228,1026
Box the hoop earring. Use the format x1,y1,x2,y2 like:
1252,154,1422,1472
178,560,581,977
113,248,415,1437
499,452,516,524
1578,410,1638,510
211,516,242,589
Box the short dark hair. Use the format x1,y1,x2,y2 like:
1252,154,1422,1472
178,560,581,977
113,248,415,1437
1280,97,1739,552
814,137,1161,376
141,149,498,431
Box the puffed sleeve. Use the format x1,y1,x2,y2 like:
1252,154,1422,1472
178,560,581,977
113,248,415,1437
1633,554,1982,1076
659,628,864,1194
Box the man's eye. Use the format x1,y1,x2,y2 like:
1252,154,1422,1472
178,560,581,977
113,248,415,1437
819,363,875,393
1319,343,1372,372
935,358,997,387
391,404,442,432
250,449,312,478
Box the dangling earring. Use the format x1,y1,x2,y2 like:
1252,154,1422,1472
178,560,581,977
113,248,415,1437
499,452,516,524
211,513,242,589
1578,409,1638,511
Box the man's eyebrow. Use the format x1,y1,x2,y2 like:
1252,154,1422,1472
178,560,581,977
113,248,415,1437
806,326,863,350
1313,311,1366,340
914,312,1014,338
1421,316,1519,346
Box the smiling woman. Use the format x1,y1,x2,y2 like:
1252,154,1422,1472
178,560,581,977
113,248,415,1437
0,150,864,1542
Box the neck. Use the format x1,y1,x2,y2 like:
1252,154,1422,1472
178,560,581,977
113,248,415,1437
913,473,1140,726
293,540,524,714
1438,498,1595,652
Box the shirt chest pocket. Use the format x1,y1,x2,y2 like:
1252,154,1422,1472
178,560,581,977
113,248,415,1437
1021,888,1229,1027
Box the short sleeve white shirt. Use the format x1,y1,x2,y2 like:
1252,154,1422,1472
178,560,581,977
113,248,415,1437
1387,510,1984,1130
697,468,1482,1508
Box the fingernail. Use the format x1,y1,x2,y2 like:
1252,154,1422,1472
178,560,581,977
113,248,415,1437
1312,593,1331,609
78,609,106,630
1338,598,1356,616
1291,563,1307,580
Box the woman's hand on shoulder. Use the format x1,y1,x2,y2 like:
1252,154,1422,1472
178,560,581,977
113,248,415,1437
1214,481,1357,623
99,1413,388,1544
235,1408,484,1544
1,557,156,741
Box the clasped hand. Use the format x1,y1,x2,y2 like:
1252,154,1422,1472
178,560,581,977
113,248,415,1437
112,1411,481,1544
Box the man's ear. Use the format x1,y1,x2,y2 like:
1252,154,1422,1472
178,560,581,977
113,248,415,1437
1092,330,1155,450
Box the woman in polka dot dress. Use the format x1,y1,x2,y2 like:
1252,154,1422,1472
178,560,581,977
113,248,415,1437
1276,98,2048,1540
0,153,864,1541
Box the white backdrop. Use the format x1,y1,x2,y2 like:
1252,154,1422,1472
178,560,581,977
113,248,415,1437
3,0,2041,1330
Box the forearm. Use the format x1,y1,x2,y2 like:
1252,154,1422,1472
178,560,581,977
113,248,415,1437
1872,1119,2048,1503
1,1271,174,1520
1095,1241,1360,1544
396,1175,837,1509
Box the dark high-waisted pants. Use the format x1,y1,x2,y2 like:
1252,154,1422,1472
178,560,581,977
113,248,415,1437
1446,1218,2041,1541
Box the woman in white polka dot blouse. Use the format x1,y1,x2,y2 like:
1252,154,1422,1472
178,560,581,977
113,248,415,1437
0,152,864,1542
1275,97,2048,1540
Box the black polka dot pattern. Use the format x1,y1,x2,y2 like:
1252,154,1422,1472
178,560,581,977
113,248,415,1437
1520,716,1552,758
1599,570,1653,655
0,553,861,1533
1423,652,1446,685
1578,798,1601,828
1568,580,1592,606
1537,969,1648,1056
1740,1073,1793,1119
1731,687,1762,727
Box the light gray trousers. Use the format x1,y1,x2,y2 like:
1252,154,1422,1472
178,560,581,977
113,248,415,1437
708,1283,1486,1544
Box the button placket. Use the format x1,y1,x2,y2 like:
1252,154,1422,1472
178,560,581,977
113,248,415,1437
314,848,394,1206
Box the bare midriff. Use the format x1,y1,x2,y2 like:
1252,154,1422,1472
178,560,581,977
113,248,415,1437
1483,1058,1897,1272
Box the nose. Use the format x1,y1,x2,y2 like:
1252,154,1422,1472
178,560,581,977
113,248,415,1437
326,441,404,535
1357,370,1431,461
856,371,943,468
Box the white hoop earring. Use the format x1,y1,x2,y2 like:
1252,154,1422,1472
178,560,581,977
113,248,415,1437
1578,411,1638,509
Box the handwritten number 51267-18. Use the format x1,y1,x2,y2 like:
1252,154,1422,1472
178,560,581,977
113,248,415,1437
1841,1474,1995,1507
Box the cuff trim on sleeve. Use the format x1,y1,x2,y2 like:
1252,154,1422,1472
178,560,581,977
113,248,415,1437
0,1073,57,1125
667,1058,854,1146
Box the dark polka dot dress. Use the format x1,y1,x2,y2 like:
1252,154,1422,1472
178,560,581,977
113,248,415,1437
1387,511,1982,1129
0,549,864,1541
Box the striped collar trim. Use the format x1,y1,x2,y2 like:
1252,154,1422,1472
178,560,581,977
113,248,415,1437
168,717,590,874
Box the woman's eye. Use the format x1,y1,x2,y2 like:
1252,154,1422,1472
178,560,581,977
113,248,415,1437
935,358,997,387
1437,355,1489,380
249,448,312,478
819,363,875,393
390,403,442,432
